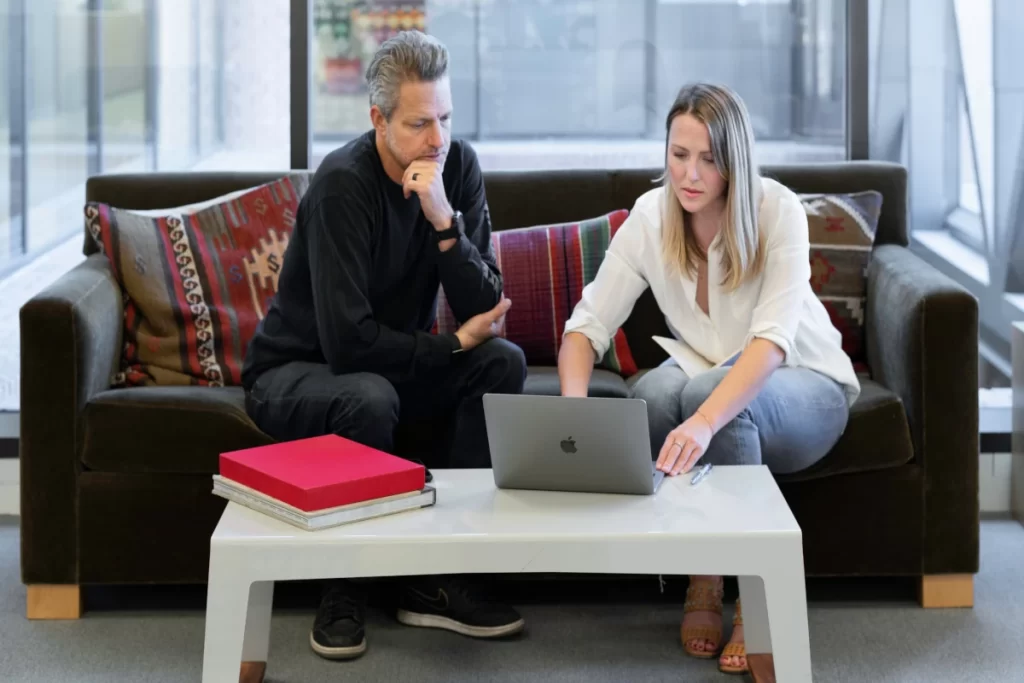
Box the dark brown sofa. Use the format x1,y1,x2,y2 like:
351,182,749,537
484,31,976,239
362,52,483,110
20,162,980,619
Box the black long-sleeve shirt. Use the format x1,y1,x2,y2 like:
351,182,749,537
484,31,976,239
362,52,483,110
241,131,502,388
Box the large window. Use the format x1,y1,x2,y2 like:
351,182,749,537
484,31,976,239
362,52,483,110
0,0,290,277
310,0,848,169
2,0,849,276
869,0,1024,381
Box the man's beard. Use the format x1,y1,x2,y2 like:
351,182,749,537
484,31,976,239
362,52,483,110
385,130,445,170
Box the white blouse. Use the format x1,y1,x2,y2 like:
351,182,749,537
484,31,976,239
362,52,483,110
564,177,861,406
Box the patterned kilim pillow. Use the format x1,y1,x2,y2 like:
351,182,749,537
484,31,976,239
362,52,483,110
85,174,310,387
435,210,638,376
799,190,883,371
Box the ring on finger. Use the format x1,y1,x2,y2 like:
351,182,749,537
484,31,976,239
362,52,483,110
412,172,419,181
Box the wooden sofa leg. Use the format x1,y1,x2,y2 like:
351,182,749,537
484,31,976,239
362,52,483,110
240,661,266,683
919,574,974,608
26,584,82,619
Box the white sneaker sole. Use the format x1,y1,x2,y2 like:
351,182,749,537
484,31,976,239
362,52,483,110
309,630,367,660
396,609,525,638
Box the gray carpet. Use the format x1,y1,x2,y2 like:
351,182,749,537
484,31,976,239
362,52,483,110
1,515,1021,682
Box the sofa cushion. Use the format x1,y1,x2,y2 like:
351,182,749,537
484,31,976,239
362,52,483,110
800,190,883,371
85,174,310,388
775,377,913,482
81,370,631,474
435,210,638,376
524,367,630,398
82,386,273,474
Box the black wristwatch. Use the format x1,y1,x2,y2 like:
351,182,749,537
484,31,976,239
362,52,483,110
434,210,463,243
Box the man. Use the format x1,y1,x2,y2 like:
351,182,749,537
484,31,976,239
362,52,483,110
241,30,527,660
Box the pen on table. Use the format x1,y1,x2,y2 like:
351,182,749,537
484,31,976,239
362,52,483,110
690,463,712,486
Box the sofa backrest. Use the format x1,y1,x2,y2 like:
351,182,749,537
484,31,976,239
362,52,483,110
83,161,907,370
85,161,907,249
481,162,906,242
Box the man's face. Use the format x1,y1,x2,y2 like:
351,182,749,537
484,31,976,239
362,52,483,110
376,76,453,172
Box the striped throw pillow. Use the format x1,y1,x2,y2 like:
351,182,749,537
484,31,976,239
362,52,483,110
800,190,883,371
436,210,638,376
86,174,310,387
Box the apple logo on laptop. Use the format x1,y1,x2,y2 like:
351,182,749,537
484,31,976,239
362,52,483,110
560,437,578,454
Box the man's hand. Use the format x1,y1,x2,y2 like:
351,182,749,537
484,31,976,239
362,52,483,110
455,298,511,352
402,160,453,231
656,413,715,476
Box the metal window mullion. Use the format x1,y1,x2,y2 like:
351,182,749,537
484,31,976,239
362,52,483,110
290,0,311,170
9,0,28,258
144,0,158,171
846,0,870,160
87,0,103,177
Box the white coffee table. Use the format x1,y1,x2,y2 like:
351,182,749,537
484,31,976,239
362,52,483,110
202,466,811,683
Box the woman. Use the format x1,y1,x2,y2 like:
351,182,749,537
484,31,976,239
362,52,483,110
557,83,860,675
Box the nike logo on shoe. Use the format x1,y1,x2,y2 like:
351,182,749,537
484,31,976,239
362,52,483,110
408,587,449,611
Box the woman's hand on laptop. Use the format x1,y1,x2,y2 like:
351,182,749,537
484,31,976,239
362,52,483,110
656,415,714,476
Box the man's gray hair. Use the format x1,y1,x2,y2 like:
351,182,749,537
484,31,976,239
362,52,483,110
366,30,449,120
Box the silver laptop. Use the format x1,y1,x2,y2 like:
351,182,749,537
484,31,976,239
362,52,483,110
482,394,666,495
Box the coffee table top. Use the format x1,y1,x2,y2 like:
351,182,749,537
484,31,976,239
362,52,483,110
212,465,800,547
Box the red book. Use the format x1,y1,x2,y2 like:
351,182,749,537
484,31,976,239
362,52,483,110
219,435,425,512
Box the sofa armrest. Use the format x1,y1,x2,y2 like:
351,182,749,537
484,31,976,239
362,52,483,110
19,253,123,584
866,244,979,574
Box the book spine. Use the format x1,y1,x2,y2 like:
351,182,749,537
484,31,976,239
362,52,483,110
309,487,436,530
213,482,436,532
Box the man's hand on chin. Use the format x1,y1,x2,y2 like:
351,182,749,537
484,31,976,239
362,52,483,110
402,159,453,231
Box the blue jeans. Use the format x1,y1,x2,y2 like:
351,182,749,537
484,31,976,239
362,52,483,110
630,361,849,475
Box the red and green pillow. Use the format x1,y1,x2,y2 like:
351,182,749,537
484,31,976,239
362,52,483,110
86,174,310,387
434,210,638,376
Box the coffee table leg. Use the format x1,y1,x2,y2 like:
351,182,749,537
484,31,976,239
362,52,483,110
739,566,813,682
202,561,273,683
242,581,275,677
737,575,772,653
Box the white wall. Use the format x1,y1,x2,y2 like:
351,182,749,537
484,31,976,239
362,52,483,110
0,460,18,516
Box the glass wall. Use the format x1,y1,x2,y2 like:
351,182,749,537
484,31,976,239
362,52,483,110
101,0,149,175
311,0,848,169
0,4,13,263
1,0,850,275
26,0,91,254
0,0,290,277
868,0,1024,383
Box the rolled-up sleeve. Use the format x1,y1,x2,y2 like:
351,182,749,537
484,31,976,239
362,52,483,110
563,212,649,360
745,194,810,362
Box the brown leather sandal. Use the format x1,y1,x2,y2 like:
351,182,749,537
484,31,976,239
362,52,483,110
718,598,749,675
680,576,724,658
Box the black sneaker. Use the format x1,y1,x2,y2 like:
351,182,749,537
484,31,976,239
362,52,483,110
396,575,525,638
309,581,367,660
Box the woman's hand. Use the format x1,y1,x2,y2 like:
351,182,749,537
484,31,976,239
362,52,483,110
656,413,715,475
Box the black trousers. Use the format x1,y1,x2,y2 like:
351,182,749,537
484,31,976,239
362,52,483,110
243,337,527,469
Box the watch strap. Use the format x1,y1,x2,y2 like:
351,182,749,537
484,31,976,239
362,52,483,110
434,210,463,242
434,225,461,242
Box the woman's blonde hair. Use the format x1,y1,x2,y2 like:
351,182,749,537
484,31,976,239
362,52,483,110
659,83,765,290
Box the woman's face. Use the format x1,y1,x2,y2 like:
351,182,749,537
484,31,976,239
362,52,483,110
666,113,727,216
